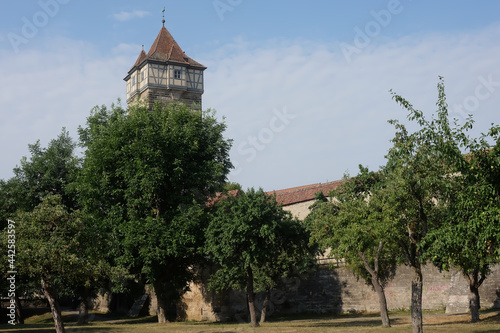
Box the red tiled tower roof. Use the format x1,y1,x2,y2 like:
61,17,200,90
129,26,206,72
267,180,344,206
146,26,206,68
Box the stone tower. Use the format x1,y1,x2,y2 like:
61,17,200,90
124,23,206,109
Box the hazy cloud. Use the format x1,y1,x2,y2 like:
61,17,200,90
0,37,132,181
1,24,499,192
112,10,150,22
202,24,500,190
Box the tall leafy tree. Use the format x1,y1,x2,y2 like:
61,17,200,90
306,166,399,327
205,188,312,327
77,101,232,323
386,77,500,330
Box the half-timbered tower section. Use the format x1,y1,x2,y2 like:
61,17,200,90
124,24,206,109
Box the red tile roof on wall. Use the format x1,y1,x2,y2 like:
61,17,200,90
206,189,240,207
267,180,344,206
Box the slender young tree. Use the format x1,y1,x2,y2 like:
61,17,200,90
306,166,398,327
386,77,500,330
418,94,500,322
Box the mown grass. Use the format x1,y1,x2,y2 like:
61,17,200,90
0,310,498,332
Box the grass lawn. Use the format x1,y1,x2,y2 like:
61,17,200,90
0,310,498,332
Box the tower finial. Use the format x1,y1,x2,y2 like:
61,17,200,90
162,7,165,26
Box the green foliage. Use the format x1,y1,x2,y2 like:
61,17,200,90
223,181,242,192
77,101,232,303
422,130,500,280
205,188,312,293
0,129,79,229
387,77,500,324
0,129,85,306
5,195,108,293
306,166,399,285
388,77,500,273
10,129,80,212
384,78,463,268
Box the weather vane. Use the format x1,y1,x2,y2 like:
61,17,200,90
162,7,165,26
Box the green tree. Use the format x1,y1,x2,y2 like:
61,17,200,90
0,130,82,326
306,166,398,327
205,188,312,327
77,101,232,323
9,195,107,333
254,210,314,324
386,82,452,333
386,77,500,330
419,107,500,321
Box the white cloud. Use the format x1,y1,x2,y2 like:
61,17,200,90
202,24,500,191
0,36,134,181
112,10,150,22
1,24,499,193
112,43,142,55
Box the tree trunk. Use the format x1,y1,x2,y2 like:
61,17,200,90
14,295,24,324
41,278,66,333
77,289,91,325
358,246,390,327
410,265,423,333
260,288,271,324
464,269,486,323
469,284,480,323
246,267,259,327
371,277,390,327
153,280,170,324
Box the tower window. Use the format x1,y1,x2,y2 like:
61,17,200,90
174,69,181,79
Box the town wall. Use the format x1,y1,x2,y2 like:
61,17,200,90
174,264,500,321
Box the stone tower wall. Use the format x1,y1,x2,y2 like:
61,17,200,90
130,87,202,110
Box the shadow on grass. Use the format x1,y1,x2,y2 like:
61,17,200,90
292,317,407,328
0,326,116,333
0,312,156,332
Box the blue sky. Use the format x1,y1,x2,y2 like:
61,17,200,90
1,0,500,191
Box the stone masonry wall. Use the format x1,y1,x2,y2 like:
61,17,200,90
174,264,500,321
